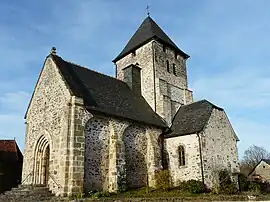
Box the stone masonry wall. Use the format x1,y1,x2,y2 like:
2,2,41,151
116,41,155,110
200,108,239,188
250,161,270,182
115,40,193,126
153,41,193,125
84,117,110,192
165,134,202,185
83,115,163,193
22,57,72,195
123,125,147,189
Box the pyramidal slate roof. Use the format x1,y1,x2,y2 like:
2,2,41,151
165,100,223,138
49,54,167,128
113,16,189,62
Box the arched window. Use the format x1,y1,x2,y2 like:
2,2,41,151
166,60,170,73
178,145,185,166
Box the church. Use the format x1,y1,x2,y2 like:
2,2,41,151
21,16,240,196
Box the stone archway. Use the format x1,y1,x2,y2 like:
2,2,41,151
33,135,50,185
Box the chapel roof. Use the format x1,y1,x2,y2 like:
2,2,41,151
165,99,224,138
248,159,270,176
0,140,22,162
262,159,270,165
113,16,189,62
50,54,167,128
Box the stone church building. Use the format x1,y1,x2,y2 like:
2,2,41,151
22,16,240,196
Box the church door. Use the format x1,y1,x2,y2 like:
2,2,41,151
42,145,50,185
33,136,50,185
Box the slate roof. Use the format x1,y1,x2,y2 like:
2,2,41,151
165,100,223,138
0,140,22,162
262,159,270,165
50,54,167,128
113,16,189,62
248,159,270,176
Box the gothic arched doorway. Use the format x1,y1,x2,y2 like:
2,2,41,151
33,136,50,185
42,145,50,185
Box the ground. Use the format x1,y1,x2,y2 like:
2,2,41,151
69,187,270,201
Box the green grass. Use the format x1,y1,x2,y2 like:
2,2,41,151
72,187,270,201
79,187,251,201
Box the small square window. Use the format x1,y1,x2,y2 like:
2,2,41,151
175,52,178,59
163,45,166,52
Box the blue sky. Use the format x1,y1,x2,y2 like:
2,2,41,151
0,0,269,158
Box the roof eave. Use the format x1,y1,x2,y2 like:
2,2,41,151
164,131,199,139
85,105,167,129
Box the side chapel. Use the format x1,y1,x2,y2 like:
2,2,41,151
22,16,240,196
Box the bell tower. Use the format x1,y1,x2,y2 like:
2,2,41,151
113,16,193,125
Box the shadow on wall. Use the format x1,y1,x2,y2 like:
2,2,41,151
84,117,110,192
123,125,148,189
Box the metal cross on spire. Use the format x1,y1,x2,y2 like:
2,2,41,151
146,5,150,16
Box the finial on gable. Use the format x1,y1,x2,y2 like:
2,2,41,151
50,47,56,55
146,5,150,17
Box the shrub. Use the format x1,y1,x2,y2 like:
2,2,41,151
177,180,206,194
248,181,261,193
86,191,112,198
217,169,237,194
261,181,270,193
238,173,249,191
219,169,232,187
184,180,206,194
155,169,172,191
220,183,238,194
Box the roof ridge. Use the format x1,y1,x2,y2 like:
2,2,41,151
179,99,223,110
63,59,127,85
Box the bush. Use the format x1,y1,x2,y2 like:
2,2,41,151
220,183,238,194
238,173,249,191
155,169,172,191
248,181,261,193
217,169,237,194
184,180,206,194
177,180,206,194
86,191,112,198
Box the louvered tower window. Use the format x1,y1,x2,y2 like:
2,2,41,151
166,60,170,73
173,63,176,75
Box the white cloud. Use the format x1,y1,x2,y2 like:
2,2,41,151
190,67,270,110
0,91,31,152
0,91,31,112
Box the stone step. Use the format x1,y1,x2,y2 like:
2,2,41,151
19,184,46,188
0,184,62,202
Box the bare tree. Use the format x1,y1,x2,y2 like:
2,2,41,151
242,145,270,168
